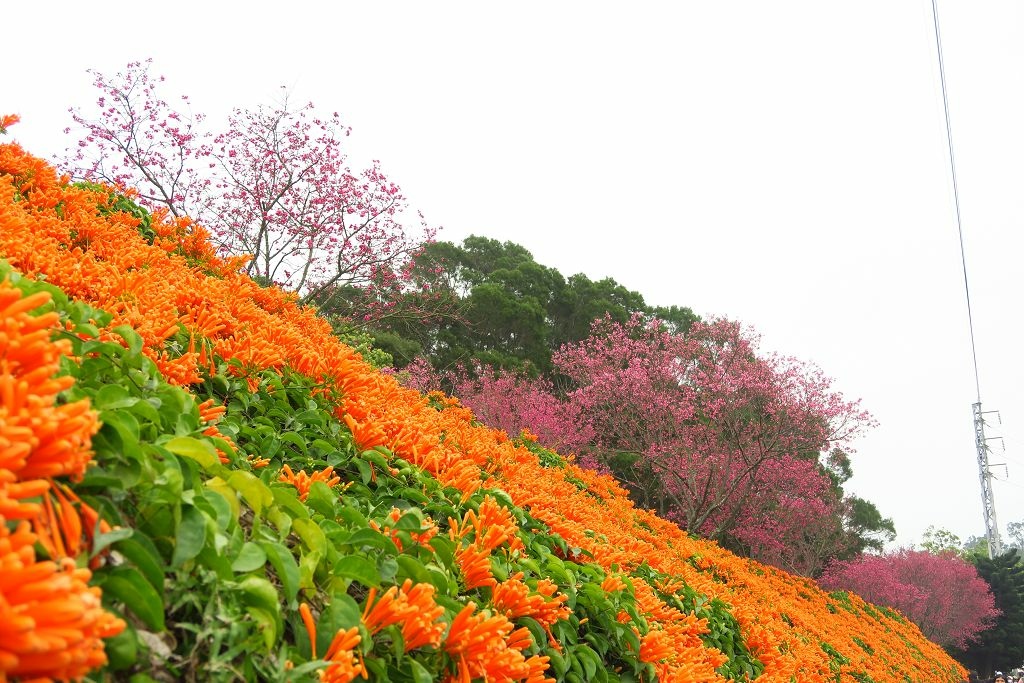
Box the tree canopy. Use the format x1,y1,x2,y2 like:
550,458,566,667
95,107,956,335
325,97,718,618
819,549,999,650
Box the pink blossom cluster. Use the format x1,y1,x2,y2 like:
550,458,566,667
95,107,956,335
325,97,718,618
403,314,876,573
820,548,1000,648
63,59,437,325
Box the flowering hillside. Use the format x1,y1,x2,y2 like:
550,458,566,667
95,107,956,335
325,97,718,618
0,135,967,682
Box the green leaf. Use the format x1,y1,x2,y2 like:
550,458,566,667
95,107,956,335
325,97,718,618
227,470,274,515
101,567,166,631
394,487,429,505
521,617,547,652
279,431,308,455
429,535,455,568
104,624,138,671
395,509,425,531
113,324,144,357
247,606,279,650
299,549,324,590
395,555,431,585
616,622,642,656
305,481,338,517
546,647,568,677
75,321,101,339
163,436,219,469
231,542,268,573
337,505,369,528
237,575,282,615
318,592,362,654
77,471,126,491
311,438,337,455
361,449,391,469
408,659,432,683
334,555,382,587
270,485,310,520
345,527,396,552
377,556,398,583
202,488,235,531
172,505,208,567
354,458,373,485
94,384,139,411
114,536,165,592
259,541,300,602
573,644,599,680
100,410,143,460
205,477,241,519
292,518,327,552
84,524,133,561
425,565,454,596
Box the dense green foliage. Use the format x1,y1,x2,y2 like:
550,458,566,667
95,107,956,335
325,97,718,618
955,552,1024,676
320,236,698,373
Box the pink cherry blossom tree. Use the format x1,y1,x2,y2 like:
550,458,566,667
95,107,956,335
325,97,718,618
401,313,878,572
819,549,1000,649
63,59,436,323
551,315,874,544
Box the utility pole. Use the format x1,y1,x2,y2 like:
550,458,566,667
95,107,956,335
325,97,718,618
973,403,1002,558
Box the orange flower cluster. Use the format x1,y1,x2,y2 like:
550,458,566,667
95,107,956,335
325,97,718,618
33,481,113,568
196,397,242,465
0,281,124,680
450,496,527,590
0,114,18,135
361,578,445,651
278,464,343,501
491,572,570,638
443,602,551,683
0,143,969,682
601,573,627,593
1,288,97,486
320,626,366,683
0,522,125,680
368,507,438,553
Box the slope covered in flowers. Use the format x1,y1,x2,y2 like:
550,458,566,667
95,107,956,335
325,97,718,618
0,138,966,682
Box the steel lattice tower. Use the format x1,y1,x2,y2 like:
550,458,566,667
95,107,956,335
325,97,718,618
973,402,1002,558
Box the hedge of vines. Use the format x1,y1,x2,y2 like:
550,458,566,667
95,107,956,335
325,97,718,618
0,136,967,682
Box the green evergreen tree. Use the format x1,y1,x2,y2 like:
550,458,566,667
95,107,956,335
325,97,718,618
955,551,1024,677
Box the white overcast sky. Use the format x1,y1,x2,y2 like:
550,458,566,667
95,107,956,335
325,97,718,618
5,1,1023,550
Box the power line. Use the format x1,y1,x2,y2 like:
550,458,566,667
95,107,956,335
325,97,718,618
929,0,1003,558
930,0,982,403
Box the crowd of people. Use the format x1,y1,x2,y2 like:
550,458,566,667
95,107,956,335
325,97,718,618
966,671,1024,683
979,671,1024,683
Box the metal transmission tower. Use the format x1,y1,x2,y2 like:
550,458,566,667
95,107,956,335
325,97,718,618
973,403,1003,557
931,0,1003,558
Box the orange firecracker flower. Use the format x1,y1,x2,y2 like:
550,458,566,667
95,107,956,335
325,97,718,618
640,629,674,664
602,573,627,593
0,286,99,483
0,114,19,134
361,578,445,651
279,464,342,501
454,542,496,590
0,521,125,680
491,573,570,631
444,602,539,682
368,507,438,553
320,626,366,683
196,398,237,463
343,413,388,452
